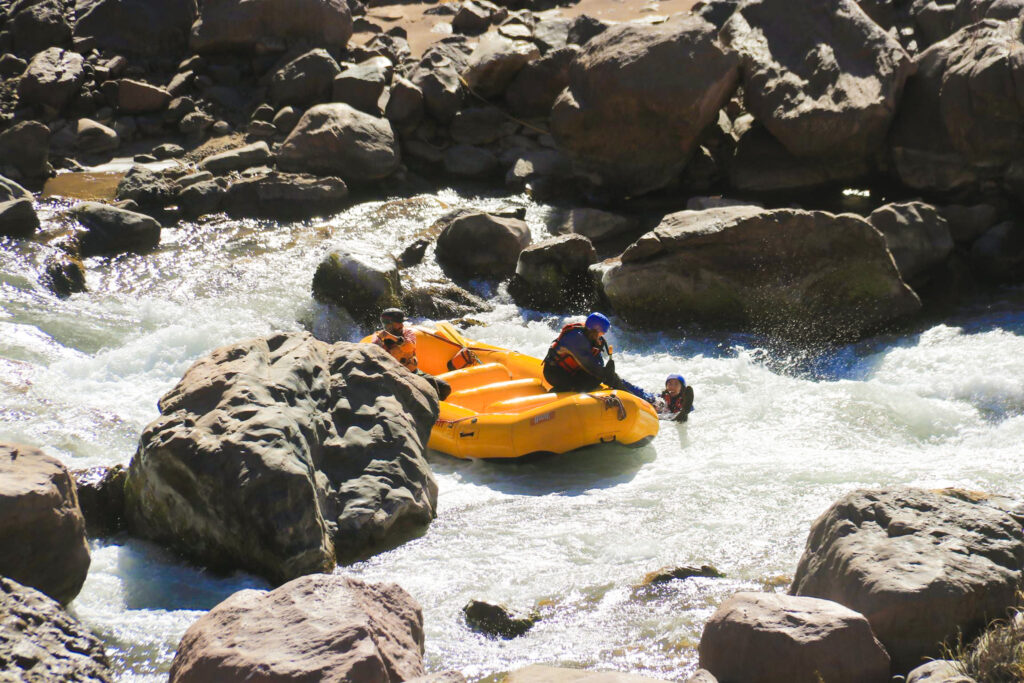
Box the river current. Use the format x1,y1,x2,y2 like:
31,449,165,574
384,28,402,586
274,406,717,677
2,189,1023,681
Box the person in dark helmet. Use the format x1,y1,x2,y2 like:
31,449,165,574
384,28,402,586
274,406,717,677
372,307,452,401
657,373,695,422
542,312,654,403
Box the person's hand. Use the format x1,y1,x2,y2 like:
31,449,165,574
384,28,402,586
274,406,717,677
605,358,615,373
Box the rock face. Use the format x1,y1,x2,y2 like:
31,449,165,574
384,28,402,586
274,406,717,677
510,233,597,312
277,103,401,182
434,209,532,279
224,172,348,220
70,201,162,256
169,574,425,682
790,487,1024,673
867,202,954,286
550,15,740,196
0,577,112,682
890,19,1024,192
0,443,91,605
312,248,401,323
190,0,353,54
74,0,199,56
124,333,439,585
595,206,921,343
18,47,85,110
720,0,913,160
698,592,890,683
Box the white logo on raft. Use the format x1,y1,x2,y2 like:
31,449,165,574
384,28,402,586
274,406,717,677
530,411,555,426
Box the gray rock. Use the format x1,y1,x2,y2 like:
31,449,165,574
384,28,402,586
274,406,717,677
401,283,492,319
190,0,354,54
463,599,539,639
385,76,424,130
532,17,572,52
198,141,273,173
868,201,954,286
71,465,126,536
313,248,401,322
116,78,172,114
74,0,198,57
18,47,85,110
224,172,348,220
699,592,890,683
463,33,539,99
247,120,278,137
115,165,178,207
410,46,466,123
154,143,185,159
452,0,493,34
558,207,638,243
0,173,34,203
177,179,225,219
75,118,119,154
0,197,40,238
0,121,50,179
510,233,597,312
443,144,499,177
179,110,215,134
41,251,87,297
906,660,976,682
791,487,1024,673
450,105,514,145
0,577,112,682
124,333,439,584
504,45,576,118
0,443,91,605
269,48,341,107
0,53,28,77
332,55,392,114
272,105,302,135
8,0,71,56
70,201,162,256
277,103,400,182
567,14,608,46
970,220,1024,282
939,203,1000,244
169,574,426,682
434,209,531,279
505,148,571,196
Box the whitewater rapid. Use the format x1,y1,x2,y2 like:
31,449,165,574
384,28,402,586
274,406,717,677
2,190,1023,681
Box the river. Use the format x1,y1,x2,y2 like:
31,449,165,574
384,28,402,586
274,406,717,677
2,189,1023,681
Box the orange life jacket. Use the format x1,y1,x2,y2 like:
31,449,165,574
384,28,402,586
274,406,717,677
661,389,686,413
374,329,418,373
546,322,602,375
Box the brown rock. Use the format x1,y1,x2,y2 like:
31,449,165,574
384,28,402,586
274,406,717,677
190,0,353,54
434,209,531,279
0,121,50,179
116,79,172,114
18,47,85,110
462,33,539,99
510,233,597,312
74,0,198,57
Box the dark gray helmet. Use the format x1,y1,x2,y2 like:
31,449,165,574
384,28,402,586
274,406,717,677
380,307,405,323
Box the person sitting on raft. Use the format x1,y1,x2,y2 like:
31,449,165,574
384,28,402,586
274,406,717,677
372,307,452,401
542,312,654,403
657,373,695,422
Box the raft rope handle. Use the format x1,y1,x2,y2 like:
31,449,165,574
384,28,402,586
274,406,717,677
587,392,627,421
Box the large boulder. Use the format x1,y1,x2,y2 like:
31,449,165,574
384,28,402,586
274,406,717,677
550,15,740,196
190,0,353,54
8,0,72,56
434,209,532,279
17,47,85,110
595,206,921,343
277,103,401,182
510,233,597,312
74,0,198,56
970,220,1024,282
169,574,425,682
312,248,401,323
75,118,119,154
790,487,1024,673
868,201,954,286
269,48,341,107
698,592,890,683
224,172,348,220
0,197,40,238
124,333,439,585
719,0,913,160
332,56,392,114
890,19,1024,192
0,577,112,682
0,121,50,180
115,165,178,207
462,33,540,99
504,45,576,118
0,443,91,605
70,201,162,256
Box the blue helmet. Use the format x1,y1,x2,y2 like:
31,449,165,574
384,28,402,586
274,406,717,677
585,312,610,333
666,373,686,386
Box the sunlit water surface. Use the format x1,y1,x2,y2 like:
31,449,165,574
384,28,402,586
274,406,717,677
2,190,1023,681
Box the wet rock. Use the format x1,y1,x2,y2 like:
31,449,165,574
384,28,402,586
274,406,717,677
385,76,424,130
551,16,739,196
197,141,273,174
18,47,85,110
642,565,724,585
450,105,513,145
504,665,671,682
41,251,86,297
504,45,575,118
8,0,71,57
463,599,539,639
510,233,597,312
269,48,341,107
75,118,119,154
115,165,178,207
790,487,1024,673
190,0,354,54
224,172,348,220
595,206,921,343
970,220,1024,282
720,0,913,161
313,248,401,323
396,237,430,267
332,55,392,114
868,201,954,286
177,179,225,219
434,209,531,279
463,33,539,99
0,121,50,180
124,332,439,584
69,201,161,256
558,207,638,244
74,0,198,57
444,144,500,177
71,465,126,536
699,592,890,683
939,203,1000,244
0,577,112,682
402,283,492,319
169,574,425,682
0,197,40,238
906,660,976,683
0,443,91,605
277,103,401,182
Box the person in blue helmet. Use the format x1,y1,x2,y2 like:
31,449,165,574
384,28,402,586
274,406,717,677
657,373,695,422
542,312,655,403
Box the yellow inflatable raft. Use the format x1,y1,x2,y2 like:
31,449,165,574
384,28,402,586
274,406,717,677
364,323,659,459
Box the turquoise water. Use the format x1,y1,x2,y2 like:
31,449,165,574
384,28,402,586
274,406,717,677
2,191,1023,681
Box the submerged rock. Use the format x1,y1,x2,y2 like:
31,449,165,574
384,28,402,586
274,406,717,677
41,252,87,297
641,565,723,586
463,599,539,639
224,172,348,220
0,443,91,605
72,465,126,537
790,487,1024,673
124,333,439,584
170,574,425,682
70,201,161,257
